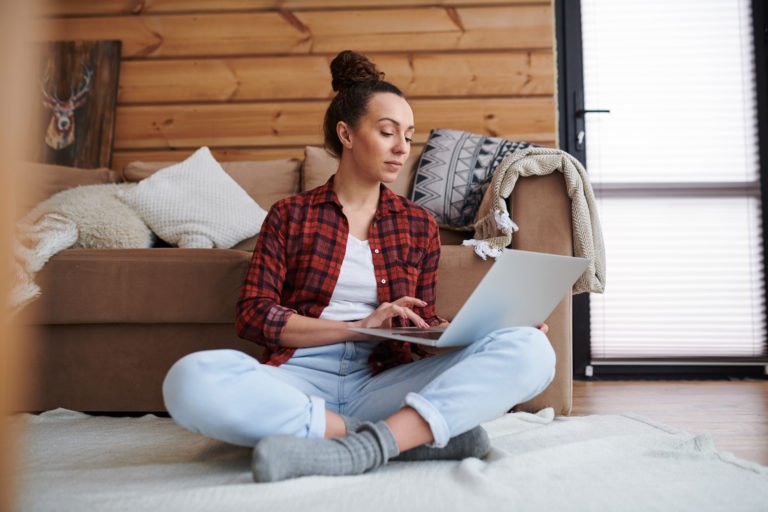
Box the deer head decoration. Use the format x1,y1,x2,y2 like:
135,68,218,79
41,64,93,150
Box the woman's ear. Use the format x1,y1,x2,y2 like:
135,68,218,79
336,121,354,149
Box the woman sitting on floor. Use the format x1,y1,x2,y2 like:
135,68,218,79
162,49,555,483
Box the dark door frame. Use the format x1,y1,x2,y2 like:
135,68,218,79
555,0,768,379
555,0,591,378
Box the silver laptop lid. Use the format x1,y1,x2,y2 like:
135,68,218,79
433,249,589,346
349,249,590,347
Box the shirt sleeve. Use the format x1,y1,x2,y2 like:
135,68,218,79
413,216,448,328
235,201,297,351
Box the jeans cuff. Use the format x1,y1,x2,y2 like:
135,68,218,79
403,392,451,448
307,395,326,439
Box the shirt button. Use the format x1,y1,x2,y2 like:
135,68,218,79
380,278,387,284
374,249,380,254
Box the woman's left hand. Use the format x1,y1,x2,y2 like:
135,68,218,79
537,323,549,335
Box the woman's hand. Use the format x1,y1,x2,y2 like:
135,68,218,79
348,296,430,341
350,297,429,341
356,296,430,329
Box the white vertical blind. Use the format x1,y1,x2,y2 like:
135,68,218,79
591,196,765,358
582,0,766,359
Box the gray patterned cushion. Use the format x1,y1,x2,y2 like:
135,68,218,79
410,128,535,228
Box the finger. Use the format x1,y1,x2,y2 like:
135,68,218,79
388,304,407,320
385,304,404,321
402,307,430,328
394,296,428,307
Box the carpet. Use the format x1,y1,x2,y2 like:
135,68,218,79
13,408,768,512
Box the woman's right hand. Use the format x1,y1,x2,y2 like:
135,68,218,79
349,296,430,341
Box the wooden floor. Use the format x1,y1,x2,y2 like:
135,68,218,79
571,379,768,466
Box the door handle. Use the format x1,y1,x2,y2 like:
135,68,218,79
574,108,610,150
575,109,611,117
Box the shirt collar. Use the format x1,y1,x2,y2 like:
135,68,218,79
308,174,405,216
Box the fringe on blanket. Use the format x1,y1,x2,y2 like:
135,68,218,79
10,213,79,312
462,147,606,294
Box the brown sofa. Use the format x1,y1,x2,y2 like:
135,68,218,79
17,146,575,415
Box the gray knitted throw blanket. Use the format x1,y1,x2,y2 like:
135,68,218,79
462,147,606,294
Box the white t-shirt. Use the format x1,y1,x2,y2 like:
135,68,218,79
318,234,379,321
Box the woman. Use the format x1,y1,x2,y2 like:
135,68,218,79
162,51,555,483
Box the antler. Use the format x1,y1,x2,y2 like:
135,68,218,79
40,66,61,109
70,65,93,108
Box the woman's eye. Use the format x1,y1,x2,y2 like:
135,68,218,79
405,137,413,144
381,132,393,137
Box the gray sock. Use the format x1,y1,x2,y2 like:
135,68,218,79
343,415,490,461
252,420,400,483
394,426,491,461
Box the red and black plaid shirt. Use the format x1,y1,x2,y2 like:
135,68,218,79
236,174,447,375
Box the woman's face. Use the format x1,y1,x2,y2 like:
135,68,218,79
340,92,415,185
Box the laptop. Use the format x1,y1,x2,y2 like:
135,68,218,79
347,249,590,347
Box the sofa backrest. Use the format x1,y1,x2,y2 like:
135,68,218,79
122,158,302,210
121,145,419,212
19,147,470,248
15,161,119,219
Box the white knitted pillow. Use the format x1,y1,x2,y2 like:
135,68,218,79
118,147,267,248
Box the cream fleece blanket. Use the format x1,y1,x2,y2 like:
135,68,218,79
11,183,153,312
463,147,606,294
13,408,768,512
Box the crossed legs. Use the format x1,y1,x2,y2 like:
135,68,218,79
163,326,556,481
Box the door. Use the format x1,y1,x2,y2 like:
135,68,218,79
557,0,768,377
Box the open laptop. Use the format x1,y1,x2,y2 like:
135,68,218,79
347,249,590,347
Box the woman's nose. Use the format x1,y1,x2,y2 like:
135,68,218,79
393,136,408,154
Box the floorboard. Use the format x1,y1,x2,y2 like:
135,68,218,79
571,379,768,465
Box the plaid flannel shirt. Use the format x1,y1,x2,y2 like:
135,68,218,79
236,175,447,375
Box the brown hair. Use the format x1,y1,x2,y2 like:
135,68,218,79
323,50,404,158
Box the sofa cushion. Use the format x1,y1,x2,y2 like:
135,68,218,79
25,248,252,325
123,157,300,209
15,162,119,217
410,128,535,228
26,246,484,326
118,147,267,249
231,235,258,252
433,245,495,320
301,146,419,197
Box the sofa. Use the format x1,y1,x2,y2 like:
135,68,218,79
17,145,575,415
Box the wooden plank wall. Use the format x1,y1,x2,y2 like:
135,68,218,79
40,0,557,171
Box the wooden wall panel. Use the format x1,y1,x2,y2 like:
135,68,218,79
38,6,552,58
38,13,308,58
115,98,554,149
118,51,554,104
111,140,558,170
41,1,558,170
46,0,551,17
111,147,308,171
291,7,553,54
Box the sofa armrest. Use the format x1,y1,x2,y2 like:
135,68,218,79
509,173,574,415
436,174,575,415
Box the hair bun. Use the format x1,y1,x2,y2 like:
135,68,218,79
330,50,384,92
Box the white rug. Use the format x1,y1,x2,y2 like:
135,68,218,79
14,408,768,512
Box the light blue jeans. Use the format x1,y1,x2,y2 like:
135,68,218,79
162,327,555,448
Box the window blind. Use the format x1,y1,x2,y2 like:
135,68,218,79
582,0,766,360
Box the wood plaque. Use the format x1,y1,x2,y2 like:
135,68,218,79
34,40,121,168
